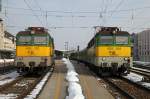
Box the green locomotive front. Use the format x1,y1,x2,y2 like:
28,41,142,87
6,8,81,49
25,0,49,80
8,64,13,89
15,27,55,72
71,27,132,75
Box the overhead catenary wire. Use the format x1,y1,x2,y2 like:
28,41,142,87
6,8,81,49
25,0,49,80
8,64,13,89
33,0,49,28
33,0,42,11
23,0,43,25
110,0,124,17
3,5,150,14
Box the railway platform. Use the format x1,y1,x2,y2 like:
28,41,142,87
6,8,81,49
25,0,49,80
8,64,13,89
37,59,114,99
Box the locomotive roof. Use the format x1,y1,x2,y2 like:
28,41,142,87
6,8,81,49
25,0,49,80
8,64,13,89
17,27,49,35
96,31,130,36
17,31,49,35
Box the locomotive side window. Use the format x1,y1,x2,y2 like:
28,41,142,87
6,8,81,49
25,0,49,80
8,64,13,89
100,36,113,44
116,36,128,44
34,36,48,45
18,36,31,44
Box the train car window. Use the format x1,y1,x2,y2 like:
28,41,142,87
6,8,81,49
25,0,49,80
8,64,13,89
18,36,31,44
33,36,48,45
116,36,128,44
100,36,113,44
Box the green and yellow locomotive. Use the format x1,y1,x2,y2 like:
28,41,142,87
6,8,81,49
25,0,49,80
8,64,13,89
15,27,55,72
70,27,132,75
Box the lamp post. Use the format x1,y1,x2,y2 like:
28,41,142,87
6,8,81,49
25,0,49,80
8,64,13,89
64,42,68,58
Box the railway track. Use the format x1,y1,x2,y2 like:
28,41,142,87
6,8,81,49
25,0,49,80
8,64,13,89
130,67,150,78
72,60,150,99
102,77,150,99
0,68,52,99
133,64,150,70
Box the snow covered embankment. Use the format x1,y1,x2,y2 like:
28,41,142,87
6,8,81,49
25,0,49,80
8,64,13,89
24,71,51,99
62,58,85,99
124,73,150,88
0,71,20,86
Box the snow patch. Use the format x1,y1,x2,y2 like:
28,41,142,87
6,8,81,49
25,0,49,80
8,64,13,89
141,82,150,88
124,72,143,82
66,82,85,99
24,72,51,99
63,58,85,99
0,94,18,99
0,59,4,63
0,71,20,85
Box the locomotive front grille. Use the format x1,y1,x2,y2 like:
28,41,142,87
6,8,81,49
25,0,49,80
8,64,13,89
17,62,24,67
29,62,35,67
102,63,108,67
111,63,118,67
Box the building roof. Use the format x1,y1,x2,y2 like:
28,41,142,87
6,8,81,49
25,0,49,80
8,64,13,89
4,31,14,37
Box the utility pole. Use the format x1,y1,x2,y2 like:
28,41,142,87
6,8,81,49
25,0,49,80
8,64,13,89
65,42,68,51
0,0,2,12
64,42,68,58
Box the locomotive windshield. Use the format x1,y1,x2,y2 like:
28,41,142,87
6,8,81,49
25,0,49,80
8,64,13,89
33,36,48,44
100,36,113,44
116,36,128,44
18,36,31,44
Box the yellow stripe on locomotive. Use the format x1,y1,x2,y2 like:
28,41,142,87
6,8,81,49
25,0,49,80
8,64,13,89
96,46,131,57
16,46,53,57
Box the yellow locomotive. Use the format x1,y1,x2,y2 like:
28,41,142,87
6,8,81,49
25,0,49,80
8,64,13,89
70,27,132,75
15,27,55,72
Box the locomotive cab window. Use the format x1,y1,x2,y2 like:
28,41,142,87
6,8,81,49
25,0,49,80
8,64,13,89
33,36,49,45
100,36,113,44
17,36,31,44
116,36,128,44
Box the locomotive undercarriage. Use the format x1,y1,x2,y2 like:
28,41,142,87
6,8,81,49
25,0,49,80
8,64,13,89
16,57,55,73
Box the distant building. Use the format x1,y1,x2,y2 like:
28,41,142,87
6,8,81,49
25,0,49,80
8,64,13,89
137,30,150,62
131,33,139,61
0,18,15,59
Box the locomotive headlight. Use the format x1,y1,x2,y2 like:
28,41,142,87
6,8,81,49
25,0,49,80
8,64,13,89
124,58,128,60
102,57,106,61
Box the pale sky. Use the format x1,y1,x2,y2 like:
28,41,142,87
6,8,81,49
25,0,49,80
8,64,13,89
1,0,150,50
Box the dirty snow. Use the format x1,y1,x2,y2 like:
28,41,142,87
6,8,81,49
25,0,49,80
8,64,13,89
141,82,150,88
24,71,51,99
0,59,14,63
4,59,14,62
0,71,20,85
124,72,150,89
0,94,18,99
124,72,144,82
63,58,85,99
0,59,4,63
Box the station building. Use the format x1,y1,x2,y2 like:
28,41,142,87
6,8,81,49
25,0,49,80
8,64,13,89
0,18,16,59
132,29,150,62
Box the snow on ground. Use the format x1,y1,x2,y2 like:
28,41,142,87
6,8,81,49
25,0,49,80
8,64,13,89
141,82,150,88
124,72,150,89
63,58,85,99
123,72,144,82
0,59,4,63
4,59,14,62
66,71,79,82
0,71,20,85
24,71,51,99
0,59,14,63
0,94,18,99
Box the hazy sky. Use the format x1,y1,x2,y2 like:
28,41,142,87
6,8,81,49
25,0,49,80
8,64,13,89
1,0,150,50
